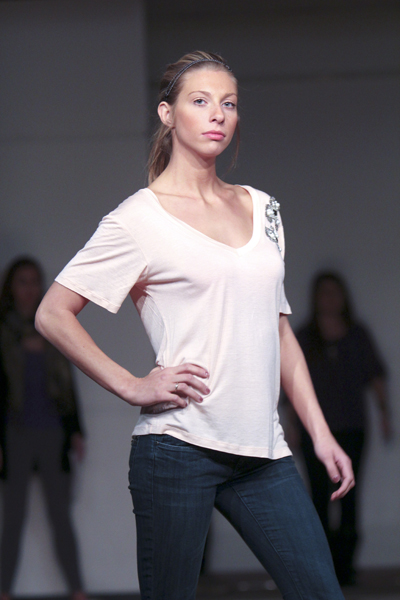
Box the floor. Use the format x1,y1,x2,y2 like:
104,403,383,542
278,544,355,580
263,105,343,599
12,568,400,600
194,569,400,599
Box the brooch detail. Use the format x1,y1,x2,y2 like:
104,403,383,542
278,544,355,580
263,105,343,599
265,196,281,253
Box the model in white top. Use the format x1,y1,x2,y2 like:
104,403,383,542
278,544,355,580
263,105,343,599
55,185,290,457
36,51,354,600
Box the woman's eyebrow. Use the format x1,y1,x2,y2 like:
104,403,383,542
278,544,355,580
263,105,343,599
187,90,238,98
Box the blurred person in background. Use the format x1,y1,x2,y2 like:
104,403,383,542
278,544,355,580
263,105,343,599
294,271,391,586
0,257,87,600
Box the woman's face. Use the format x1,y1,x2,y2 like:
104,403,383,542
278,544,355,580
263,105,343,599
315,279,346,316
164,68,238,162
11,265,42,317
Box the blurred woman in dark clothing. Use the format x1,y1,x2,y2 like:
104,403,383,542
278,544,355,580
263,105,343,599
296,271,391,586
0,257,87,600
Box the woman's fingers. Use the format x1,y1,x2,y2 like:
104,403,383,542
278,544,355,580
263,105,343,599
172,366,210,397
171,375,210,404
132,363,210,407
330,456,355,501
172,381,203,404
314,435,355,501
164,363,210,399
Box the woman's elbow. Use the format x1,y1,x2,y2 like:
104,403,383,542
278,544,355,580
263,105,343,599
35,296,53,339
35,283,88,340
35,283,64,338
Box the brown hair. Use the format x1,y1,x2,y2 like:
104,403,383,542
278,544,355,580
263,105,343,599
0,256,44,320
147,51,239,184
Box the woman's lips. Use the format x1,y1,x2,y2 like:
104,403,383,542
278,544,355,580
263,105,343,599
203,131,226,140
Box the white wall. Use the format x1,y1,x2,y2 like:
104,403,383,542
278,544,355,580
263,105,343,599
148,4,400,571
0,0,150,595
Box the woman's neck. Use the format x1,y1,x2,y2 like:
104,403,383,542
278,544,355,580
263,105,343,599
153,151,223,199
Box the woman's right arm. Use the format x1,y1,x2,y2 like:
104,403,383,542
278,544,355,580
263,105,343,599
35,282,209,408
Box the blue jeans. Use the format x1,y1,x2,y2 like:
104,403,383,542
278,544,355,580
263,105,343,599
128,434,344,600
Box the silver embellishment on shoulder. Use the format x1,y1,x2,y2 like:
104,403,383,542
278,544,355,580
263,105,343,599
265,196,281,253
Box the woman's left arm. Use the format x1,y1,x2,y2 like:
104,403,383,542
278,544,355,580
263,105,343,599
279,315,355,500
371,376,393,441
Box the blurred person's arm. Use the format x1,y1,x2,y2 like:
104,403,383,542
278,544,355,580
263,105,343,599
62,359,86,462
0,355,7,474
70,432,85,461
371,376,393,441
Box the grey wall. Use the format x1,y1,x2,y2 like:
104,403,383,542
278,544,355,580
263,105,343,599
148,3,400,571
0,0,151,595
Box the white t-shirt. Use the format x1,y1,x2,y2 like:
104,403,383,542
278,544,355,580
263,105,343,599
56,186,292,458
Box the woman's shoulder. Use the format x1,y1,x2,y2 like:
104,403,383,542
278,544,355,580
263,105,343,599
111,188,155,217
235,185,272,200
236,185,280,211
82,189,161,244
97,188,160,233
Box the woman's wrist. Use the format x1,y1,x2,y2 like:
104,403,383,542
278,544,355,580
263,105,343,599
114,370,141,405
305,413,333,446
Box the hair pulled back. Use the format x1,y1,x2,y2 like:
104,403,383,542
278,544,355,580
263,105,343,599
0,256,44,320
147,51,239,184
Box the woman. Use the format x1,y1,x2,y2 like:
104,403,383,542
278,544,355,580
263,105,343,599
36,51,354,600
296,271,390,585
0,257,87,600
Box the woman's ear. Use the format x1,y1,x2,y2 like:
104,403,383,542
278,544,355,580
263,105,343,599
158,102,174,128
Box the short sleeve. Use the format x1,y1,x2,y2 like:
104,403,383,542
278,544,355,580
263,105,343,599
55,214,147,314
280,283,292,315
277,211,291,314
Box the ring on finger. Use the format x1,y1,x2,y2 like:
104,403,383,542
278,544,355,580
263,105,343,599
175,383,179,392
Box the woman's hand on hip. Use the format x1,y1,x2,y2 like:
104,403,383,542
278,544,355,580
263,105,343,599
126,363,210,409
36,284,209,410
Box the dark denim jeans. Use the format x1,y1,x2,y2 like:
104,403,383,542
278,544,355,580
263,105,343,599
128,434,344,600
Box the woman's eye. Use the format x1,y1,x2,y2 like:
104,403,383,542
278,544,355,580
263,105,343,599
194,98,206,105
223,101,236,108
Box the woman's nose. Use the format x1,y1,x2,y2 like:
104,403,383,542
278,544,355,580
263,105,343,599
211,105,224,122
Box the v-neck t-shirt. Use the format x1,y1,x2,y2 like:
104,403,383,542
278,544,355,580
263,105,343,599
55,186,292,458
